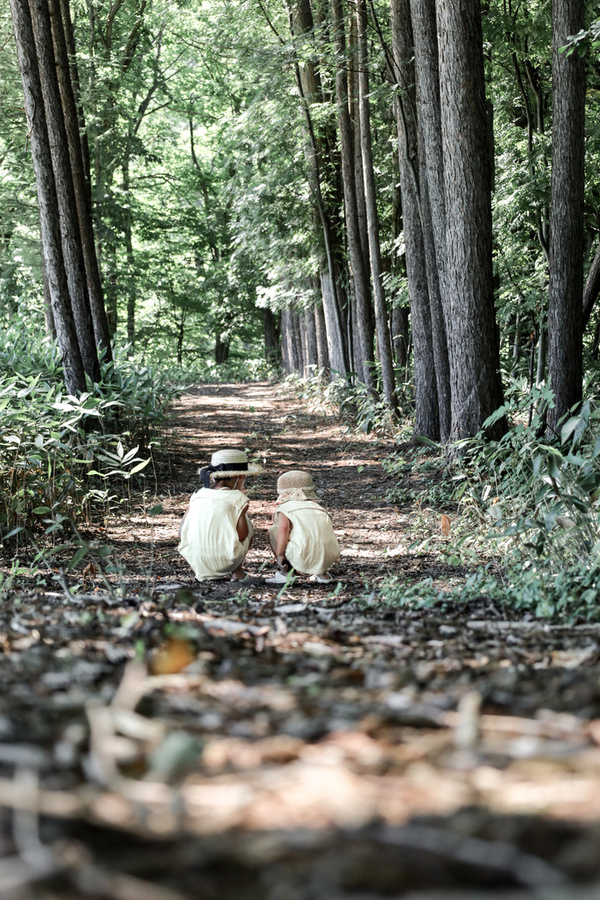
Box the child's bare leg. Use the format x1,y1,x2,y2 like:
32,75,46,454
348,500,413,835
230,565,246,581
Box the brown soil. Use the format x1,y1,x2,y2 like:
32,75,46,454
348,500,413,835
2,381,600,898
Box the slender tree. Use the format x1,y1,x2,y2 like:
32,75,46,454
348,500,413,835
29,0,100,382
436,0,505,440
390,0,444,439
356,0,397,411
547,0,586,432
330,0,374,389
9,0,86,395
47,0,112,359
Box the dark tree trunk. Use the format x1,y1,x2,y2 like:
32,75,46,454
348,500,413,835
356,0,398,411
547,0,586,432
58,0,92,208
48,0,112,360
390,0,443,440
331,0,374,390
264,307,279,364
215,333,229,364
436,0,505,440
9,0,86,396
29,0,100,383
410,0,447,316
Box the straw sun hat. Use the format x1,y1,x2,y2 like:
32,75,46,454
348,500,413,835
199,449,263,488
276,470,317,503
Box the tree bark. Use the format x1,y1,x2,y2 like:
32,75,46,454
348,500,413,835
29,0,100,382
264,308,279,364
356,0,398,411
281,308,291,373
390,0,444,440
305,307,318,372
330,0,374,390
436,0,505,440
410,0,447,314
48,0,112,360
314,299,330,373
289,0,349,379
547,0,586,432
391,305,410,371
9,0,86,396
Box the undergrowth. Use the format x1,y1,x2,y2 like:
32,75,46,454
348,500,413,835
0,324,181,552
376,379,600,623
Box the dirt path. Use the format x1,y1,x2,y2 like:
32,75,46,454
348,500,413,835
3,382,600,897
157,380,416,591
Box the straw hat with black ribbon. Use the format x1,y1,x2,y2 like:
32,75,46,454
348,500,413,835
199,449,263,488
276,470,318,503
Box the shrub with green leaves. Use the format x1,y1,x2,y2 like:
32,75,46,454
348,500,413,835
0,326,181,545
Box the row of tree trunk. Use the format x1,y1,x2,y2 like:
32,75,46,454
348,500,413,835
276,0,587,443
10,0,111,396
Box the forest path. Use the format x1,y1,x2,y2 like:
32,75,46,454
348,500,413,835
3,383,600,895
159,380,414,592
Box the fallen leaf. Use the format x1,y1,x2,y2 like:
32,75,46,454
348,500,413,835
150,638,195,675
441,514,451,536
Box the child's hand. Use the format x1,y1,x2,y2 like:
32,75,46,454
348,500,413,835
277,555,290,573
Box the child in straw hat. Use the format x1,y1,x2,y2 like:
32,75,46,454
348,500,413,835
178,449,262,582
266,470,340,584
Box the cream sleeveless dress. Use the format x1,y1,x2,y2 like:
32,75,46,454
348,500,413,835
178,488,253,580
269,499,340,575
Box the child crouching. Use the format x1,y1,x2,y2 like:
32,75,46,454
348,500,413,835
178,448,262,582
266,470,340,584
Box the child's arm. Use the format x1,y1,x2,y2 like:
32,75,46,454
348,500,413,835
236,503,250,542
275,513,291,567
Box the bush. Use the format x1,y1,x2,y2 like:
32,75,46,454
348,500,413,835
0,326,181,544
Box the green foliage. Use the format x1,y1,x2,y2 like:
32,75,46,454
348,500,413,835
0,324,180,544
376,557,600,623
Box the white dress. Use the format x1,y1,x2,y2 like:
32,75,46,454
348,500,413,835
178,488,253,580
269,499,340,575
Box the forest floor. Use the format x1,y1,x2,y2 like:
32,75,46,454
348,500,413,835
2,381,600,898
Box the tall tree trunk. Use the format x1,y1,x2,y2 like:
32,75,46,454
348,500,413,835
305,307,318,372
314,300,330,373
122,157,136,345
390,0,444,439
289,0,349,378
264,308,279,364
319,259,347,376
436,0,505,440
410,0,447,309
29,0,100,382
281,308,291,373
9,0,86,396
391,305,409,370
547,0,586,432
294,311,307,376
330,0,374,390
356,0,398,411
48,0,112,360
